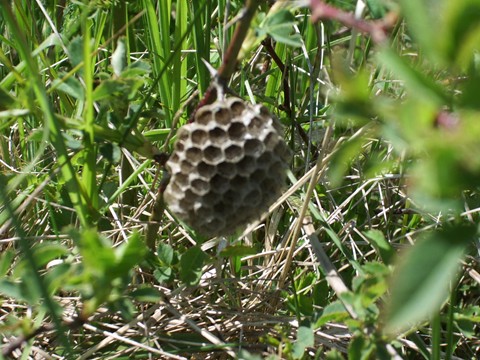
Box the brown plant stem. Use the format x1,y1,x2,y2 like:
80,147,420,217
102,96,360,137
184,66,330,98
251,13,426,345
146,171,169,251
189,0,259,123
261,38,292,118
310,0,398,44
1,317,85,358
261,38,318,160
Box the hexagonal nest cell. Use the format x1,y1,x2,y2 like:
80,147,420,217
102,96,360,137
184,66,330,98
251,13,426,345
163,97,290,237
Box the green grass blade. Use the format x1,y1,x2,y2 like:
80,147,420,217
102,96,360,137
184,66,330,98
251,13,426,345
81,15,98,211
191,0,211,96
0,2,90,226
172,0,188,113
142,0,173,126
383,225,474,336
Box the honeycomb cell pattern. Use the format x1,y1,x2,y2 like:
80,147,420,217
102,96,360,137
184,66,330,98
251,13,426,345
164,97,290,237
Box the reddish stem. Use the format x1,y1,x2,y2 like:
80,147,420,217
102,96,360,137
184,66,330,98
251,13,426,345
310,0,397,44
189,0,258,123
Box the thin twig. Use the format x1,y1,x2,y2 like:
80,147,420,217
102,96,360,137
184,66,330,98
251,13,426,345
278,126,333,288
309,0,398,44
261,37,318,160
189,0,259,122
1,317,85,358
302,216,357,318
146,172,170,251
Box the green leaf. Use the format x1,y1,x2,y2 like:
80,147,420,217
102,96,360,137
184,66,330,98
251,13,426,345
0,87,16,110
121,60,151,78
0,279,26,302
377,47,449,106
112,38,127,77
99,143,121,163
238,350,263,360
383,225,474,335
179,246,207,286
44,263,73,295
92,79,127,101
68,36,84,69
292,325,314,359
399,0,444,63
442,0,480,69
219,244,257,257
154,267,173,283
76,228,116,274
455,306,480,338
129,286,163,303
315,301,350,328
114,232,147,277
157,243,174,265
31,243,69,268
325,349,346,360
0,249,14,277
328,136,366,187
363,230,395,264
52,76,85,100
366,0,388,19
257,9,302,47
14,243,69,277
348,333,375,360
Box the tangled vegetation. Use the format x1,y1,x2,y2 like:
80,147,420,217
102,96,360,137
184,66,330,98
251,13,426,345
0,0,479,359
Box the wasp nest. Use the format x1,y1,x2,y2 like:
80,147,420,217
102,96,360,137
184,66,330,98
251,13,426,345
164,97,290,237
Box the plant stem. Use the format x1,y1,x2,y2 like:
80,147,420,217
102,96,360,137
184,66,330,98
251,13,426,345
309,0,397,44
189,0,259,121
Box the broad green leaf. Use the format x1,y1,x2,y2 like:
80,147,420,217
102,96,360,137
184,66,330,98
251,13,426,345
328,136,365,186
383,225,474,335
257,9,302,47
454,306,480,338
99,143,121,163
410,141,480,213
333,69,375,126
112,38,126,77
179,246,207,286
238,350,263,360
0,279,26,302
219,244,257,257
68,36,84,69
157,243,174,265
377,47,449,106
52,76,85,100
62,132,83,150
363,230,395,264
348,333,375,360
129,286,163,303
92,79,127,101
0,248,14,277
44,263,73,295
315,301,350,328
442,0,480,69
13,243,69,277
292,325,314,359
114,232,147,277
31,243,69,268
120,60,151,78
76,228,116,274
325,349,346,360
366,0,388,18
313,280,330,307
154,267,173,283
399,0,445,63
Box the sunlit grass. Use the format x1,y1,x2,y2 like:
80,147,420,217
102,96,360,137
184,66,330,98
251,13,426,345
0,1,479,359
